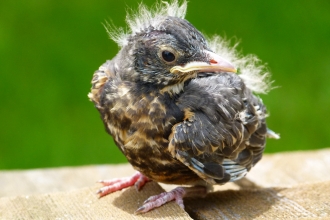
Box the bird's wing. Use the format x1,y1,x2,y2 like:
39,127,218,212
88,60,113,106
168,74,268,184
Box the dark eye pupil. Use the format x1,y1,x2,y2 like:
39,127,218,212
162,50,175,62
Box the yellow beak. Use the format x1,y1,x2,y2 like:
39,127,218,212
170,50,237,74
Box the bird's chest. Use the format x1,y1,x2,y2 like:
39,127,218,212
104,90,190,181
106,91,175,146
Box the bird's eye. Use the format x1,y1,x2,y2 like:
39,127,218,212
162,50,176,62
158,47,178,64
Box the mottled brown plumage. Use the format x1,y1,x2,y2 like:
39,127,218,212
89,1,279,214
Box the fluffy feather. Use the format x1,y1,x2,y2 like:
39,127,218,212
106,0,187,47
207,36,272,94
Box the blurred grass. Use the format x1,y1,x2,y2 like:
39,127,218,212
0,0,329,170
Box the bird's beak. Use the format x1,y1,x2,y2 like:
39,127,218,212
170,50,237,74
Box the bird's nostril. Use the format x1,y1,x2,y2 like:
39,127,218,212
210,59,218,64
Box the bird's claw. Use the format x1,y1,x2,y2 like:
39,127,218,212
134,174,149,191
135,187,187,214
97,172,149,197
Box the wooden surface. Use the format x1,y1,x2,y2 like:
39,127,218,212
1,148,330,219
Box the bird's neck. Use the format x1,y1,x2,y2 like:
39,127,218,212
160,82,185,96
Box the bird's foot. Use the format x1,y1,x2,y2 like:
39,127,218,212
135,185,207,214
97,172,150,197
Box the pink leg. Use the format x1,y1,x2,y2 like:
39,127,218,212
135,185,207,214
97,172,150,197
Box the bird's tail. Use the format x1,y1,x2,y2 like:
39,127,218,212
266,128,280,139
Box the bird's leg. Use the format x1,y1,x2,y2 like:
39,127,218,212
135,185,207,214
97,171,150,197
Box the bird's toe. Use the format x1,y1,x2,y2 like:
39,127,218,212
97,172,149,197
135,186,207,214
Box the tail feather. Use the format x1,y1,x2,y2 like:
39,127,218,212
266,129,280,139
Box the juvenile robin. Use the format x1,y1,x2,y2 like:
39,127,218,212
88,0,279,214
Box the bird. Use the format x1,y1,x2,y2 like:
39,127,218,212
88,0,279,214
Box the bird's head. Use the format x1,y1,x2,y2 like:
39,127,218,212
105,1,270,94
129,16,237,87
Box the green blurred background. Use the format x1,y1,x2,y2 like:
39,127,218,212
1,0,329,170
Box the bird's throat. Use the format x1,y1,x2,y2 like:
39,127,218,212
160,82,185,95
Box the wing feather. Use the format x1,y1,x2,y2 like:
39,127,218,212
168,73,267,184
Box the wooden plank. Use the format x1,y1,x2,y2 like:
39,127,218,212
1,148,330,219
185,181,330,219
0,182,192,219
247,148,330,187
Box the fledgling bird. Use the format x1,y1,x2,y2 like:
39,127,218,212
88,0,279,214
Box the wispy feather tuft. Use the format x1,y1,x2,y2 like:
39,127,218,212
207,36,272,94
105,0,187,47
